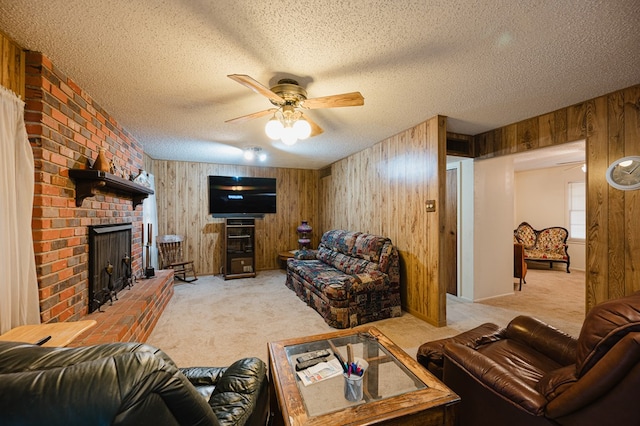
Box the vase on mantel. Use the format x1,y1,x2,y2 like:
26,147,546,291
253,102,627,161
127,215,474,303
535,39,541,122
297,221,312,249
92,148,110,172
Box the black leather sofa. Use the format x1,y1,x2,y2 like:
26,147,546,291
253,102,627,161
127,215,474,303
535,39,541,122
417,292,640,425
0,341,269,426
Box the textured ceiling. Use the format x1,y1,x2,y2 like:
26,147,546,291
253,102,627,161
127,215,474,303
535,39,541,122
1,0,639,169
511,140,586,172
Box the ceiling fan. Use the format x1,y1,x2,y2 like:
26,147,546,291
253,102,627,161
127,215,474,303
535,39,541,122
225,74,364,145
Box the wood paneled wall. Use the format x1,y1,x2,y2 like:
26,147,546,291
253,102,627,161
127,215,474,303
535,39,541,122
476,84,640,312
320,116,447,326
149,160,319,275
7,26,636,320
0,31,25,97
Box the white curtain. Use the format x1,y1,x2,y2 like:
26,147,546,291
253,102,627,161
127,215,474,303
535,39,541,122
142,173,159,270
0,86,40,334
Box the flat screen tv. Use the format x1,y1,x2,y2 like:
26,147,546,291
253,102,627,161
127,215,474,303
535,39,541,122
208,175,276,217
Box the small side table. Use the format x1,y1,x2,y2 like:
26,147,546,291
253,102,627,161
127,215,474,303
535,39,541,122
278,250,297,269
0,320,97,347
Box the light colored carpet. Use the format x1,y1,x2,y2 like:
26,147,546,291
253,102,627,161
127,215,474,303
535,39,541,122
147,267,585,368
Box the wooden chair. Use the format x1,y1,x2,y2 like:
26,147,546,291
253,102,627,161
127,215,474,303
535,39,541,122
514,242,527,291
157,235,197,283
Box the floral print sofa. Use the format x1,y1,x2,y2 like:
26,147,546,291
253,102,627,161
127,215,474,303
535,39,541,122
514,222,570,273
285,229,402,328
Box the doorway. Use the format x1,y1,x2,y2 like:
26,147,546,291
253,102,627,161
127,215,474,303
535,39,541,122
446,140,586,303
444,168,458,295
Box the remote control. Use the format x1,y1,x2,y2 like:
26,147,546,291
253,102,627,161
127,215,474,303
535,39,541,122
296,349,331,364
295,357,327,371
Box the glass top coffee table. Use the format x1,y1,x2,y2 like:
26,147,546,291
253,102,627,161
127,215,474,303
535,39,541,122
268,327,459,425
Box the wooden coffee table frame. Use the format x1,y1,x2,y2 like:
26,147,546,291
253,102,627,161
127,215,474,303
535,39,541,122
268,327,459,425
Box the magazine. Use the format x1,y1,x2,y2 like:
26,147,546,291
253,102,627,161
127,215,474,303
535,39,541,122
296,357,343,386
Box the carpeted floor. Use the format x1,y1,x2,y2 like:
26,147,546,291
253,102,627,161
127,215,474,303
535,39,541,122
146,266,585,368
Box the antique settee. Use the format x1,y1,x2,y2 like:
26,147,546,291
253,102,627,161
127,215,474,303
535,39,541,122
416,292,640,425
286,229,401,329
514,221,570,273
0,341,269,426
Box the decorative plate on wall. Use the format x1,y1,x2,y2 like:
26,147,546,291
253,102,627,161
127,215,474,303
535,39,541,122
605,156,640,191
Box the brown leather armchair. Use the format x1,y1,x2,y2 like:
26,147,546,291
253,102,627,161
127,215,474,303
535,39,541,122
417,292,640,425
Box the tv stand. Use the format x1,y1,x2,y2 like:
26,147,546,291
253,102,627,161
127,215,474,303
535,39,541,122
223,218,256,280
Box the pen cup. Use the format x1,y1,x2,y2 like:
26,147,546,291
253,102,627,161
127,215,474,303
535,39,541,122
343,358,368,402
343,372,364,401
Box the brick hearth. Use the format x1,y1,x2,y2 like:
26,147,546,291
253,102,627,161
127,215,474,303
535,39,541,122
69,270,173,347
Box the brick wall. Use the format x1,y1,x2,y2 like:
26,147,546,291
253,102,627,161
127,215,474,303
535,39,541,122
24,52,146,324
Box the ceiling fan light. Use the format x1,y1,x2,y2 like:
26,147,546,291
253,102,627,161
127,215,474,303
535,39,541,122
243,149,255,160
293,118,312,140
281,126,298,146
265,118,283,140
258,152,267,162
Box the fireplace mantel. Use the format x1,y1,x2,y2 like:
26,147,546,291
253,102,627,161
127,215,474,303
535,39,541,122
69,169,154,208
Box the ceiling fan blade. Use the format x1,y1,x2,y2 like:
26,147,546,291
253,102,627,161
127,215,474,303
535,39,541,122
225,108,276,124
227,74,285,104
301,92,364,109
303,114,324,137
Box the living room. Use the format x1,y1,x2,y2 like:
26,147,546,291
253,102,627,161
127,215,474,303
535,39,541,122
1,2,639,425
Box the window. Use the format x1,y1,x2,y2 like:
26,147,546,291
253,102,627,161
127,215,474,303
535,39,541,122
568,182,585,240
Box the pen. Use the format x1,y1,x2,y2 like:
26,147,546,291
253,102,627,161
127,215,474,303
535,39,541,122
35,335,52,346
333,351,348,373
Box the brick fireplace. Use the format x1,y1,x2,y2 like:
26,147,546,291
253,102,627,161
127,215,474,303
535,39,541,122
24,51,150,328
